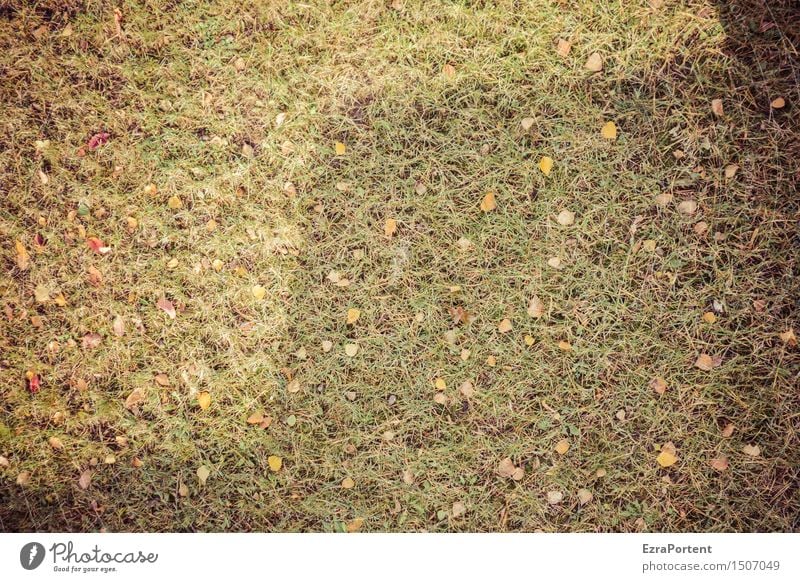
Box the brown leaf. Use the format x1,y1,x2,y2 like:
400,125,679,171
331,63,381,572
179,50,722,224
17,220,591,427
78,469,93,490
87,265,103,287
498,318,513,333
480,191,497,212
384,218,397,238
556,38,571,57
709,456,729,472
695,353,722,371
554,439,570,455
721,423,735,438
157,297,176,319
742,444,761,457
527,296,545,318
779,328,797,347
124,388,146,410
15,240,30,270
547,490,564,504
711,98,724,117
112,315,125,337
584,52,603,72
649,376,667,395
82,333,102,349
154,373,170,386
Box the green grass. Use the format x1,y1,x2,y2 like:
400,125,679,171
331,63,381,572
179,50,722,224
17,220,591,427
1,0,798,532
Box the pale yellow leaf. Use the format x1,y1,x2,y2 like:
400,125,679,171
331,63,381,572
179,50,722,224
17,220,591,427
600,121,617,140
268,455,282,472
346,308,361,324
555,439,570,455
334,142,346,155
538,156,553,176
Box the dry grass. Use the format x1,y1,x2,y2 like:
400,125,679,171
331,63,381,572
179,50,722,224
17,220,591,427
0,0,798,532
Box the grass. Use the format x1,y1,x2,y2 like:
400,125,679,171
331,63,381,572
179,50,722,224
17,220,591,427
0,0,798,532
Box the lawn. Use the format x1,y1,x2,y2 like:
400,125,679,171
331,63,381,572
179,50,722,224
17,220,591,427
0,0,798,532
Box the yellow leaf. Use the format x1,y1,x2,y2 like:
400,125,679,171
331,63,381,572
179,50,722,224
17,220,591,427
335,142,346,155
167,195,182,209
341,476,355,489
267,455,282,472
212,259,224,272
384,218,397,238
15,240,30,270
656,450,677,467
434,377,446,391
601,121,617,140
485,354,497,367
197,391,211,410
480,191,497,212
252,285,266,300
346,308,361,324
702,312,717,324
524,334,534,346
555,439,570,455
538,156,553,176
558,340,572,352
498,318,512,333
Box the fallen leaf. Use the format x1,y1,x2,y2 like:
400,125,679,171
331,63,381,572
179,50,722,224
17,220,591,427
779,328,797,347
600,121,617,140
556,38,571,57
528,296,545,318
655,192,674,206
433,393,447,405
557,340,572,352
167,195,182,210
86,132,110,150
346,308,361,324
556,210,575,226
480,191,497,212
547,257,562,269
15,240,30,270
154,373,170,386
724,164,739,179
656,449,677,468
742,444,760,457
497,457,517,478
452,501,467,518
87,237,111,254
322,340,333,352
577,488,593,505
485,355,497,367
197,465,210,485
344,343,359,357
498,318,513,333
124,388,145,410
131,457,143,468
16,471,31,485
341,476,355,489
197,391,211,410
677,200,698,215
48,436,64,450
247,412,264,425
82,333,102,349
524,334,534,346
538,156,553,176
711,98,724,117
0,456,9,467
521,117,535,130
460,348,470,361
721,423,735,438
442,63,456,77
26,370,41,393
770,96,785,109
702,312,717,324
78,469,93,490
252,285,267,301
157,297,176,319
112,315,125,337
268,455,282,472
335,142,346,155
649,376,667,395
555,439,570,455
287,379,301,394
710,456,729,472
584,52,603,72
346,518,364,532
434,377,447,391
34,284,50,303
547,491,564,505
178,482,189,497
87,265,103,287
402,468,415,484
459,380,474,397
384,218,397,237
695,353,721,371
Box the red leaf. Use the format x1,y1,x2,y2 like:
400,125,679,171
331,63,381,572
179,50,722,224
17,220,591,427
27,372,41,394
157,297,176,319
87,237,111,255
86,132,110,150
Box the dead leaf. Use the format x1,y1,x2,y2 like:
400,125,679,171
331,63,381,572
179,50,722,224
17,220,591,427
34,284,50,303
268,455,282,472
555,439,570,455
384,218,397,238
87,265,103,287
547,491,564,505
600,121,617,140
742,444,760,457
112,315,125,337
711,98,724,117
252,285,267,301
78,469,93,490
335,142,346,155
649,376,667,395
677,200,698,215
197,391,211,410
247,412,264,425
15,240,30,270
344,343,359,357
779,328,797,347
695,353,722,371
16,471,31,486
556,210,575,226
346,308,361,324
48,436,64,450
721,423,735,438
154,373,170,386
322,340,333,352
197,465,210,485
497,457,516,478
459,380,474,397
538,156,553,176
124,388,145,410
287,379,301,394
480,191,497,212
341,476,355,489
710,456,729,472
521,117,535,131
577,488,593,505
82,333,102,349
498,318,513,333
656,444,677,467
452,501,467,518
584,52,603,72
528,296,545,318
433,393,447,405
87,237,111,254
724,164,739,179
157,297,176,319
770,97,785,109
702,312,717,324
557,340,572,352
556,38,571,57
442,63,456,77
